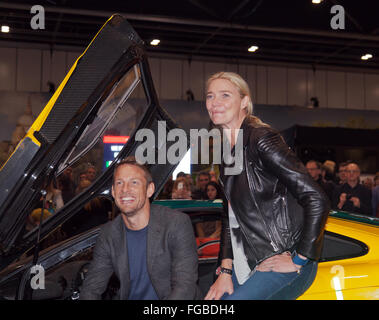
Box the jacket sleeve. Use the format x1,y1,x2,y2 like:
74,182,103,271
80,227,114,300
166,213,200,300
219,195,233,261
256,129,330,260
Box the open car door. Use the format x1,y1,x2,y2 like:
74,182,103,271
0,15,186,270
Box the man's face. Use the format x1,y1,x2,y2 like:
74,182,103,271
111,164,154,217
306,162,320,180
346,163,360,185
339,165,347,183
198,174,210,190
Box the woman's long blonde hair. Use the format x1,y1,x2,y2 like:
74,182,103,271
206,71,268,128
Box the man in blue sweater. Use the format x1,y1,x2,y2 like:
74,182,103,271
81,158,201,300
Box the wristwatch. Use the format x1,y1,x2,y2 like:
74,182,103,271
215,266,233,276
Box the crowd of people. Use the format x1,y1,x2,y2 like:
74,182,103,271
25,163,102,232
305,159,379,217
158,159,379,219
158,169,225,202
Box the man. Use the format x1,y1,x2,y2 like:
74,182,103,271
337,161,351,185
192,171,210,200
332,163,372,216
80,158,200,300
306,160,334,202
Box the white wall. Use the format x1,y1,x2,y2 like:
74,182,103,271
1,46,379,111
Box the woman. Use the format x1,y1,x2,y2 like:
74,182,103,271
206,181,223,200
196,181,223,239
171,177,192,200
204,72,330,300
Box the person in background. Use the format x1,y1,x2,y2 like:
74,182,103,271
205,181,223,201
305,160,334,202
322,160,337,183
86,165,97,182
75,179,92,195
332,163,372,216
171,177,192,200
192,171,211,200
157,177,173,200
203,71,329,300
195,181,224,239
362,177,374,190
58,167,76,204
337,161,352,185
45,180,64,213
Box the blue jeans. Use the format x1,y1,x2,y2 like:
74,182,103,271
221,260,318,300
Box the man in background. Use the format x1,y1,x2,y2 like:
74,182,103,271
192,171,210,200
332,163,372,216
306,160,334,202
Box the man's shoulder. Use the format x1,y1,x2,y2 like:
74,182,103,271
98,215,123,237
150,204,190,223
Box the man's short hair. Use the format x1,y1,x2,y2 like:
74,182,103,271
198,171,211,179
306,160,321,169
113,156,153,185
339,160,353,170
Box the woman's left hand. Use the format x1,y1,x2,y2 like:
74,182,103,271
256,252,301,273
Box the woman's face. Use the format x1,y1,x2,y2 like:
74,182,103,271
207,185,218,200
206,78,248,129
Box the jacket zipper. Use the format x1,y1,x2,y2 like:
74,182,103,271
244,151,280,252
219,178,259,261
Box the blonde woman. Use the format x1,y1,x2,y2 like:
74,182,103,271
204,72,330,300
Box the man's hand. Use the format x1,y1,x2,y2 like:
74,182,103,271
338,193,347,209
350,196,360,208
204,273,234,300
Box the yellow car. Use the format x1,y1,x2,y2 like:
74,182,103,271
300,211,379,300
156,201,379,300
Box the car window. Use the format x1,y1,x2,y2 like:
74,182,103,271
320,231,369,262
17,64,148,242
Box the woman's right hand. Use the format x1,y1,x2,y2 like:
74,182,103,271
204,273,234,300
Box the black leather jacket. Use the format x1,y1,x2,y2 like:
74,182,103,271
219,118,330,269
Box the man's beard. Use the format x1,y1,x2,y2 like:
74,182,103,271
118,198,146,217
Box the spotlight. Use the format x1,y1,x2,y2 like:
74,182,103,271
361,53,373,60
150,39,160,46
248,45,259,52
1,25,10,33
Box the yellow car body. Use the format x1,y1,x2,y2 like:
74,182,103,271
300,212,379,300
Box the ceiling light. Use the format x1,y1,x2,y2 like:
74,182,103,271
312,0,323,4
150,39,160,46
248,45,259,52
1,25,10,33
361,53,373,60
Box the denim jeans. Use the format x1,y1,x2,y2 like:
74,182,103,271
221,260,318,300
